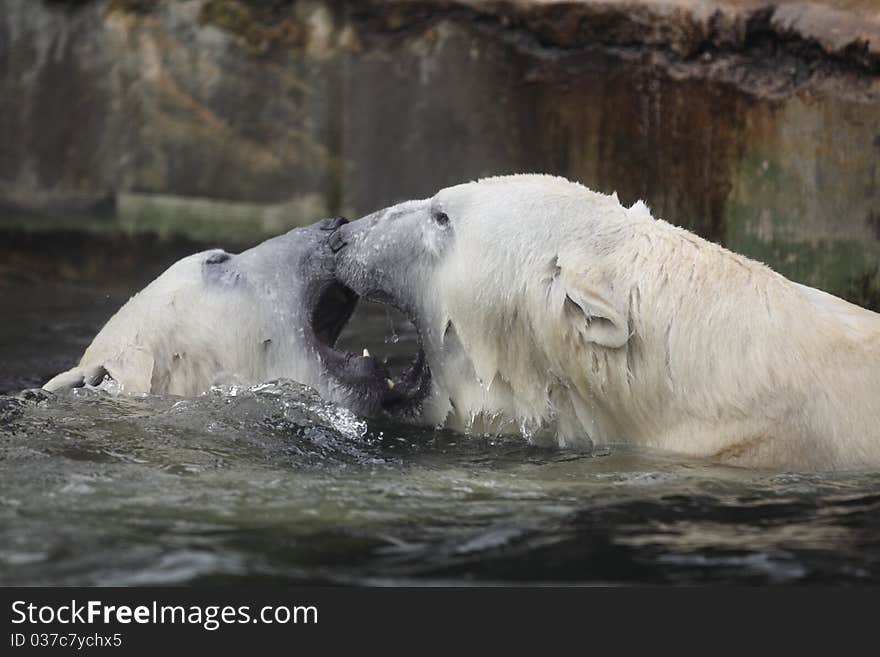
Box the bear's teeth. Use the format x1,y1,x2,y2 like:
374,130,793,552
386,379,395,389
362,348,371,358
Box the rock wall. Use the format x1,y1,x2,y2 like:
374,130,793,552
2,0,879,305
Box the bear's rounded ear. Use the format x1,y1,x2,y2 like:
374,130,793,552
559,272,630,349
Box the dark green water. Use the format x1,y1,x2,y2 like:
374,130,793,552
2,254,880,586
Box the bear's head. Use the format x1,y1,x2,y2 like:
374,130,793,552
329,174,653,437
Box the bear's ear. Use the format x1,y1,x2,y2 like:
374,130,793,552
559,273,630,349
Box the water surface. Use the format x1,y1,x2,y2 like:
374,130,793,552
2,256,879,585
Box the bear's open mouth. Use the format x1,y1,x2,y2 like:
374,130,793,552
310,280,430,418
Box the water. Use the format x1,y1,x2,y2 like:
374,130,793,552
2,253,880,585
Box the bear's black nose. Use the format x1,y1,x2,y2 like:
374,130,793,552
328,231,348,253
319,216,349,231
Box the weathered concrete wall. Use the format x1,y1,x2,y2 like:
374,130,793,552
1,0,879,305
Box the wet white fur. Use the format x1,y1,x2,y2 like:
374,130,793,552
404,175,880,470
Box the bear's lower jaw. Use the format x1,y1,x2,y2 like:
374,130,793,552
310,280,431,419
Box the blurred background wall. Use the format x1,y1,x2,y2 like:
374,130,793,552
2,0,879,307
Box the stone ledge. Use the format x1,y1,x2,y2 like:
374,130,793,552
184,1,880,73
92,1,880,74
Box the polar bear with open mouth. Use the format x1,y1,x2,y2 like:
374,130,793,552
323,174,880,471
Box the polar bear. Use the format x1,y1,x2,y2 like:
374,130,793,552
325,174,880,471
43,216,389,410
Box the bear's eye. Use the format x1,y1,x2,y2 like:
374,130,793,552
433,211,450,226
